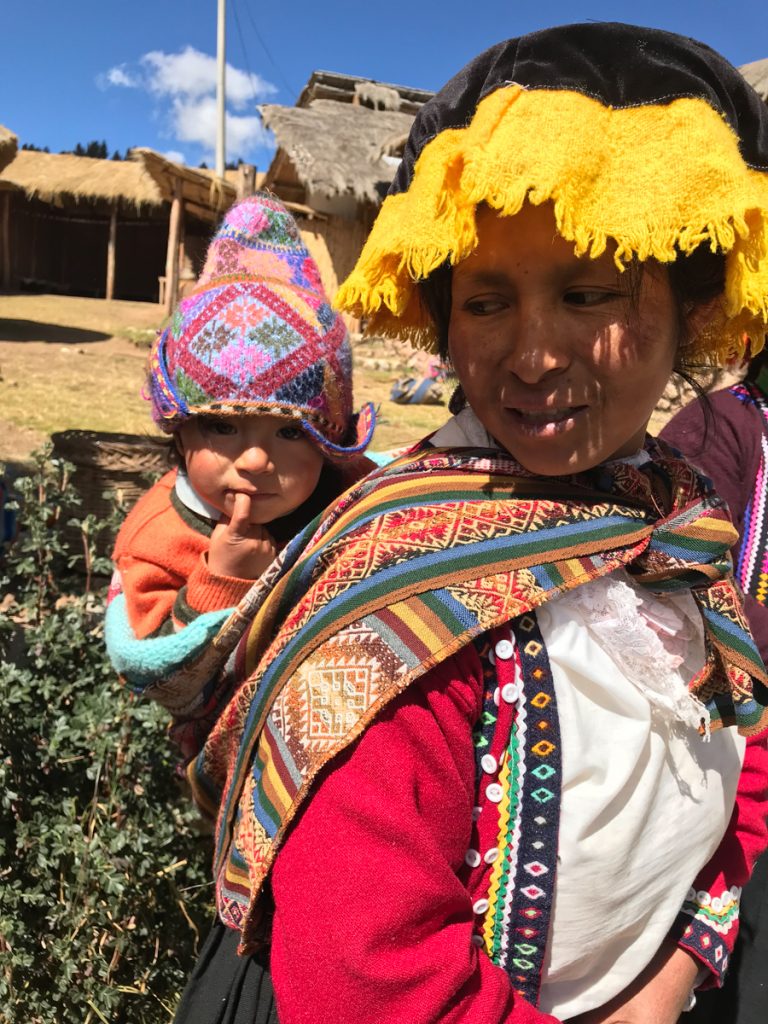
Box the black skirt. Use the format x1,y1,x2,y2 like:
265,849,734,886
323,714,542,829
173,919,278,1024
682,850,768,1024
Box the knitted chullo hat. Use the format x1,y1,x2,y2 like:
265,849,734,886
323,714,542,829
148,193,375,459
336,22,768,365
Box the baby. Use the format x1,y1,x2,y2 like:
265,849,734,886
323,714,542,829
107,194,374,753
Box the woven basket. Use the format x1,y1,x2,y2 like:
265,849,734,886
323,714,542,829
50,431,168,559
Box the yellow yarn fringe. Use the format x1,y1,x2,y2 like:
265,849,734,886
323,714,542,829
335,86,768,365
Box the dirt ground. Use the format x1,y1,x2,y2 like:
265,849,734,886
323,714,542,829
0,293,450,469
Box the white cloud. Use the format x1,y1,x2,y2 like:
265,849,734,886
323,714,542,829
163,150,187,165
98,46,277,161
141,46,275,109
172,95,270,153
171,94,271,159
97,64,140,89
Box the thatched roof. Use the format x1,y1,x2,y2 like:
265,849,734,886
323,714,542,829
132,147,237,223
0,149,163,209
260,99,416,203
0,124,18,174
297,70,434,114
741,58,768,101
200,167,267,189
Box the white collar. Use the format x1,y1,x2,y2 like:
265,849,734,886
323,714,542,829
430,407,497,448
431,406,650,468
174,468,221,522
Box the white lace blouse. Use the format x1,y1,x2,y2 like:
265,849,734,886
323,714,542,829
537,571,744,1019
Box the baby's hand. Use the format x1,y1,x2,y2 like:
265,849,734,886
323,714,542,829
207,492,278,580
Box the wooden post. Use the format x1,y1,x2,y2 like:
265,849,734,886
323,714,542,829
105,203,117,301
178,208,186,282
164,178,183,314
237,163,256,199
1,191,10,290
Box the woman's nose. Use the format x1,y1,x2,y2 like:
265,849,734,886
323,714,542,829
504,307,569,384
235,444,274,475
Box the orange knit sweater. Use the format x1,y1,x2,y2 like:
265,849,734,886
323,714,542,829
112,470,254,639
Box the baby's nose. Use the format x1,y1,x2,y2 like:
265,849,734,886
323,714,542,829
236,445,273,474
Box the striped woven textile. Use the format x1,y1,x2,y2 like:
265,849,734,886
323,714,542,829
187,441,768,951
731,382,768,606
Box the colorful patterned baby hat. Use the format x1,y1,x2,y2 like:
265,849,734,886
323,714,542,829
335,22,768,365
148,193,375,458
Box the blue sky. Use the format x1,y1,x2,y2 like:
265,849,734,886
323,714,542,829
3,1,768,171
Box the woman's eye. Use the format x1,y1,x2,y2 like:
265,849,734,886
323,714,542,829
564,289,621,307
277,426,305,440
464,297,508,316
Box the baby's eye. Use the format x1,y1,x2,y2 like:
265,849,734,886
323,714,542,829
277,425,306,440
201,417,237,436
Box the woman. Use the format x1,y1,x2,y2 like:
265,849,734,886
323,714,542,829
662,352,768,1024
173,22,768,1024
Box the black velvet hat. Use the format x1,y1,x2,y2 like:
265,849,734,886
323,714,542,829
336,22,768,364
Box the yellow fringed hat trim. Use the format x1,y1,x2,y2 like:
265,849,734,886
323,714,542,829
335,85,768,365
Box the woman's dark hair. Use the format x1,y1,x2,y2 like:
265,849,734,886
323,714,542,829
417,262,453,364
666,245,727,375
417,242,727,415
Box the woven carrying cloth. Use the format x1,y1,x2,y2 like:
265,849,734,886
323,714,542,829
335,22,768,365
186,439,768,952
148,193,375,459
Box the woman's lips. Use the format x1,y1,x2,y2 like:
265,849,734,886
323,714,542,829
504,405,588,436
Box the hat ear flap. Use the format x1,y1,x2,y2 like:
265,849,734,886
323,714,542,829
148,327,190,431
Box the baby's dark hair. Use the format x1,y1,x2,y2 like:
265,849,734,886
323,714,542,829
418,243,727,413
153,433,183,469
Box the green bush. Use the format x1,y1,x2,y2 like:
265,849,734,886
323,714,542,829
0,450,213,1023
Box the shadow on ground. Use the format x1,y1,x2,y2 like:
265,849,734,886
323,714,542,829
0,319,112,344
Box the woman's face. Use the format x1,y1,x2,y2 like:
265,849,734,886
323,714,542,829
448,203,682,475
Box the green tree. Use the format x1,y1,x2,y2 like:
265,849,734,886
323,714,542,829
67,141,108,159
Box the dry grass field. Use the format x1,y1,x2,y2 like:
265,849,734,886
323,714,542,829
0,293,450,467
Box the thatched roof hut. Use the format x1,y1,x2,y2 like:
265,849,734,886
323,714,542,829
0,150,173,300
260,99,416,205
0,149,163,209
741,58,768,101
0,147,267,303
0,125,18,174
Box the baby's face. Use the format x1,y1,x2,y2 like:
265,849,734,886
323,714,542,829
176,414,324,523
